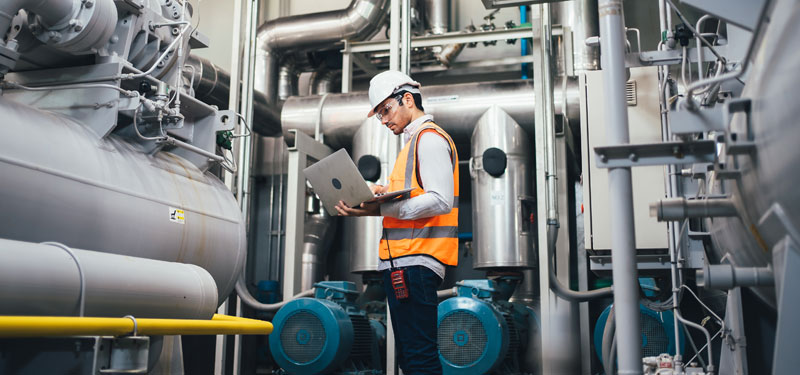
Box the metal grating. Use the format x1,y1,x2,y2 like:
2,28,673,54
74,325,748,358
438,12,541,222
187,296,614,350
438,311,488,367
626,80,638,106
641,313,670,357
280,310,327,364
349,314,373,359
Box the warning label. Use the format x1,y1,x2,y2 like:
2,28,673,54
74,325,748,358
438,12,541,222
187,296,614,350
169,207,185,224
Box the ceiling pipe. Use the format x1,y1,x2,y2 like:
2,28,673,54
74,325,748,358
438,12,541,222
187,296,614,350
254,0,390,133
282,78,581,148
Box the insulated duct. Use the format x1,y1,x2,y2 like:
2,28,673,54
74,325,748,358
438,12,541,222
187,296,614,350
0,238,218,319
254,0,389,131
424,0,450,35
185,55,281,136
282,79,581,148
301,211,337,290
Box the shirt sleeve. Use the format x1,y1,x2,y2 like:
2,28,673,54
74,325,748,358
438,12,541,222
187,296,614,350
380,131,455,220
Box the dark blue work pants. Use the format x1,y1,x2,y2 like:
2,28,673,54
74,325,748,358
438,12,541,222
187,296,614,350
382,265,443,375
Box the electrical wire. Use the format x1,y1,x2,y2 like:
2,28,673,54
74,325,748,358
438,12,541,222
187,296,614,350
2,82,138,97
122,23,193,80
664,0,726,64
680,284,725,329
231,112,252,138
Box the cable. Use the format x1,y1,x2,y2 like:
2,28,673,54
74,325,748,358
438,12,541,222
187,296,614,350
680,285,725,328
2,82,137,97
664,0,726,64
41,242,86,317
122,23,193,80
131,104,167,142
231,112,252,138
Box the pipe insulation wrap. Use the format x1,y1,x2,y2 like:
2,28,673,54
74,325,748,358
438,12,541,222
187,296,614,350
0,96,246,305
282,79,581,148
0,238,218,319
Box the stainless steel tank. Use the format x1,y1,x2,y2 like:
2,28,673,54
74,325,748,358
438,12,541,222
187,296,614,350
345,118,398,273
470,106,535,269
0,96,246,304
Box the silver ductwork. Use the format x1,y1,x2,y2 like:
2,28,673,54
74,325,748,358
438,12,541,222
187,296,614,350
424,0,450,35
300,210,337,290
470,106,535,269
309,69,339,95
282,79,580,149
0,238,219,319
185,55,281,136
254,0,389,130
553,0,599,72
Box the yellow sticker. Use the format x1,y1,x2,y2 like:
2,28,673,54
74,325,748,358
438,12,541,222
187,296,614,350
169,207,185,224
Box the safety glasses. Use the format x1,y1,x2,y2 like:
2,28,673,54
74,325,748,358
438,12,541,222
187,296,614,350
375,95,404,121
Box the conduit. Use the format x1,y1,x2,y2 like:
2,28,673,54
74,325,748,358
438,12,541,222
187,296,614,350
0,314,272,338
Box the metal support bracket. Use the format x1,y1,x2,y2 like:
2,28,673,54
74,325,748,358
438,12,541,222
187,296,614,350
92,336,150,374
283,129,333,300
594,140,717,168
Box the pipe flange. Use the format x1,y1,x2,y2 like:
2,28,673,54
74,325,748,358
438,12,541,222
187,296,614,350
28,0,117,54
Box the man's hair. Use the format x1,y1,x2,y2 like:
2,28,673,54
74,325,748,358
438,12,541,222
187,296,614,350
394,90,424,112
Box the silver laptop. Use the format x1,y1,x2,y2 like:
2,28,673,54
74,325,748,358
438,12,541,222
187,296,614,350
303,149,413,214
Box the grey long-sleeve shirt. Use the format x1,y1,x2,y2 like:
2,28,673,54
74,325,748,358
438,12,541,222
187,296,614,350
378,114,455,279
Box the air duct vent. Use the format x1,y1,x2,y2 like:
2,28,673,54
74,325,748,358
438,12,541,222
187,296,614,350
626,80,638,106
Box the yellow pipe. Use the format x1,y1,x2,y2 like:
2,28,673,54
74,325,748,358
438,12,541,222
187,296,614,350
0,314,272,338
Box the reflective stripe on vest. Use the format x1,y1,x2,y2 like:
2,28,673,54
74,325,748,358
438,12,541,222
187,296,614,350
380,122,460,266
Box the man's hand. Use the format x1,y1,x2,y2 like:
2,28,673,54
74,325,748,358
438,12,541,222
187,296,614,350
370,184,389,194
335,200,380,217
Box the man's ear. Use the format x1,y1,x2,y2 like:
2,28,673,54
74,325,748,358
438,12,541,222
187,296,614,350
403,93,413,108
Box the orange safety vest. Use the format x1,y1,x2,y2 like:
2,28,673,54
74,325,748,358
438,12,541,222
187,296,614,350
379,121,460,266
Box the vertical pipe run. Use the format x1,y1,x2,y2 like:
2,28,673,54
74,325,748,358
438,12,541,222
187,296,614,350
597,1,642,374
520,6,529,79
401,0,411,74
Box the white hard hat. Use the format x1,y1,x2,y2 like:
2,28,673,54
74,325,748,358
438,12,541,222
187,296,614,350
367,70,421,117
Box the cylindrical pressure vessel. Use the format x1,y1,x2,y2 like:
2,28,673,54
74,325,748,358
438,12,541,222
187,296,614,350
470,106,535,269
0,96,245,304
0,238,218,319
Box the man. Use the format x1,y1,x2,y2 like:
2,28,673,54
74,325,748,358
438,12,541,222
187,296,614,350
335,70,459,375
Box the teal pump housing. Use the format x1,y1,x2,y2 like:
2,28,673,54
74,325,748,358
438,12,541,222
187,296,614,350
269,281,385,374
437,279,539,375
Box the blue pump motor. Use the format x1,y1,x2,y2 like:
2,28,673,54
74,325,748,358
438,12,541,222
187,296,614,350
438,279,538,375
593,303,685,366
269,281,385,375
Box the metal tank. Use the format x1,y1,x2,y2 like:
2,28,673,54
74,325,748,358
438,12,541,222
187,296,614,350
345,118,398,273
706,0,800,308
470,106,535,269
0,96,246,304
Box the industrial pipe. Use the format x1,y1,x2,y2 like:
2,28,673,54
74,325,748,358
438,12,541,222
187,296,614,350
0,0,75,41
236,277,315,312
300,211,337,291
0,238,219,319
185,54,281,136
254,0,389,131
437,287,458,299
0,314,272,338
424,0,449,35
598,0,643,373
651,197,738,221
547,225,613,302
282,79,581,148
696,264,774,290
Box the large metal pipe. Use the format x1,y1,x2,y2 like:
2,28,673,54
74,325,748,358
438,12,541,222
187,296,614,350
254,0,389,129
554,0,600,72
300,211,337,290
0,96,246,304
185,54,281,136
0,238,218,319
652,197,738,221
598,0,643,373
282,79,580,148
424,0,449,35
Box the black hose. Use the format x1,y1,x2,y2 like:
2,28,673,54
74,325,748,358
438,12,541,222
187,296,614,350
547,224,613,302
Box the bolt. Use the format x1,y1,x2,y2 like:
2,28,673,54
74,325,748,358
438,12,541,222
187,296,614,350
47,31,62,43
172,11,180,19
599,153,608,163
629,153,638,162
83,0,94,8
110,35,119,44
172,27,179,36
74,21,84,32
